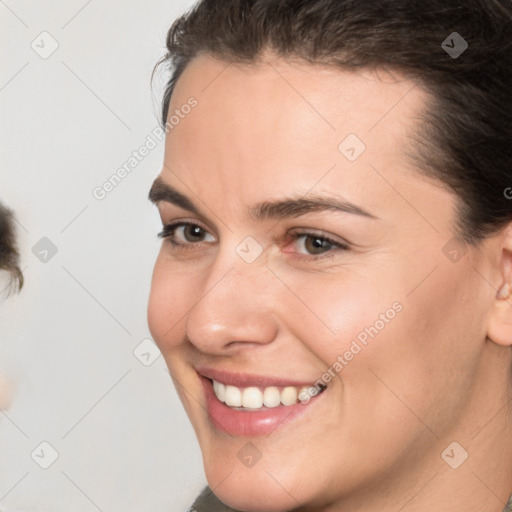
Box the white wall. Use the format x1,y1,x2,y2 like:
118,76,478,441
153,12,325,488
0,1,205,510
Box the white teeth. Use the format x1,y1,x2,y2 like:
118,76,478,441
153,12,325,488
224,385,242,407
263,386,281,408
242,387,263,409
211,379,323,409
298,387,311,403
213,381,225,402
280,386,298,406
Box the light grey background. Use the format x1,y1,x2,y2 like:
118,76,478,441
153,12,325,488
0,1,205,510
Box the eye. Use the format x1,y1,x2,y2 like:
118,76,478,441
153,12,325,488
286,230,349,259
158,221,215,248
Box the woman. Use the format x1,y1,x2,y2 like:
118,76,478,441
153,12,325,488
147,0,512,510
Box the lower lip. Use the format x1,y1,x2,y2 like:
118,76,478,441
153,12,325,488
200,376,325,436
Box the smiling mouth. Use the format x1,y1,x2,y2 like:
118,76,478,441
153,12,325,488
209,378,327,410
199,371,329,435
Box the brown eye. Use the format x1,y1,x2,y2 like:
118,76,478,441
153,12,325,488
182,224,207,242
286,230,349,259
302,235,335,255
157,222,215,247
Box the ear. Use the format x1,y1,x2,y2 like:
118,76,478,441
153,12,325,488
487,225,512,347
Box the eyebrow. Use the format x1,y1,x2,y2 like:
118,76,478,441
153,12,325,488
148,177,378,221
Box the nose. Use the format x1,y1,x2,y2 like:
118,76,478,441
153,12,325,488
184,250,280,355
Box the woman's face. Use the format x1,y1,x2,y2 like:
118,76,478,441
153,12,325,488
147,55,501,510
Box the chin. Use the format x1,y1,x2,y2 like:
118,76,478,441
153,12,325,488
209,479,302,512
202,456,323,512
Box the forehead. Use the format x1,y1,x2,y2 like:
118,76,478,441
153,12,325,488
169,53,426,135
162,54,455,234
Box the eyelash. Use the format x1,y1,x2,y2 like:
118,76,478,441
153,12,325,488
157,221,349,260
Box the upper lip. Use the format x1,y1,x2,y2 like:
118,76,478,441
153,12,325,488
197,367,321,388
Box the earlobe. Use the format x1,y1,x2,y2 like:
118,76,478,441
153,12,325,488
487,226,512,347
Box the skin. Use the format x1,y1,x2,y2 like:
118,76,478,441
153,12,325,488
147,54,512,511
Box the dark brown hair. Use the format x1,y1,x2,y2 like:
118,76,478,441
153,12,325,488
0,203,23,293
156,0,512,244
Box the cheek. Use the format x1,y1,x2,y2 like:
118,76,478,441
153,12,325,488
286,258,482,423
285,270,402,364
344,261,488,435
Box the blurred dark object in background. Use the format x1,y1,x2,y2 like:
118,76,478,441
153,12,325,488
0,202,23,294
